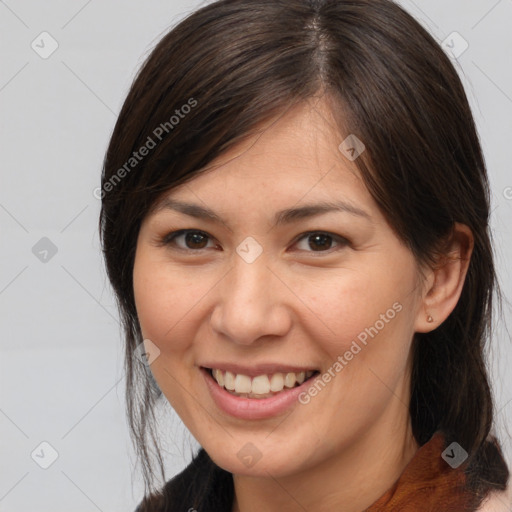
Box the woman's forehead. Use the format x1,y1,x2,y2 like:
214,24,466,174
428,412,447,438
181,100,364,187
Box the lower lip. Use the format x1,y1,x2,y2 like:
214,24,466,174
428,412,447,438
201,367,318,420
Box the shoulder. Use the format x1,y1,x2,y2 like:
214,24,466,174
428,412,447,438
477,483,512,512
133,447,233,512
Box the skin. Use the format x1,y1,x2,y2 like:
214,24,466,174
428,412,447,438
133,96,473,512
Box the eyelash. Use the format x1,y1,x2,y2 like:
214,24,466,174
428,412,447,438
158,229,349,255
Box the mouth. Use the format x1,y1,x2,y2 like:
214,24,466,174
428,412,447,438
201,366,321,399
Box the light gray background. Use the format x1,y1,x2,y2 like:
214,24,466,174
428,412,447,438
1,1,511,511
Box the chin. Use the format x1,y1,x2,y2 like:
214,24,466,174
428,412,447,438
201,435,309,478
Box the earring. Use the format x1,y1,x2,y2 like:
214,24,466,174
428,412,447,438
427,315,434,323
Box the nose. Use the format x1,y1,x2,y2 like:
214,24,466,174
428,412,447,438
209,253,292,346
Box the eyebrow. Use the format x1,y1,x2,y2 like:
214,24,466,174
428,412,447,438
153,198,372,228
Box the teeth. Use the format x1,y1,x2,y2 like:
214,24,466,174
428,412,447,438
224,371,236,391
251,375,270,394
210,368,316,397
269,373,284,392
284,372,296,388
212,368,224,387
234,374,252,393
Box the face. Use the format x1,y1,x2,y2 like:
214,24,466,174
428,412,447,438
133,97,426,478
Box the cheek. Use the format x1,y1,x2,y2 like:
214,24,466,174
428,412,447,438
304,258,417,416
132,249,208,352
132,251,209,415
296,256,416,360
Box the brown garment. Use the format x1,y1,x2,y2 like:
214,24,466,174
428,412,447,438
366,431,481,511
135,431,510,512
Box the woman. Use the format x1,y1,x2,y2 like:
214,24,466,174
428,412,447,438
98,0,511,510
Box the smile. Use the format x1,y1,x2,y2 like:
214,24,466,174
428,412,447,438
201,366,321,420
204,367,320,398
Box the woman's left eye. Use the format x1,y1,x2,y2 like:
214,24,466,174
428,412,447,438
293,232,349,253
160,229,349,254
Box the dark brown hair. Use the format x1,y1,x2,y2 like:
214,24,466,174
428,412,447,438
99,0,510,509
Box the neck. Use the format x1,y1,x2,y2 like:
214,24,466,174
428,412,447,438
231,411,419,512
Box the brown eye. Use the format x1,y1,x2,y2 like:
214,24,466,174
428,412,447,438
162,230,216,251
183,231,209,249
308,233,333,251
294,232,348,253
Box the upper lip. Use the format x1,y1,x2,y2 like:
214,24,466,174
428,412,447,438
200,363,319,378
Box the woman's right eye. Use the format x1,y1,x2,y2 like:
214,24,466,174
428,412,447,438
160,229,218,251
